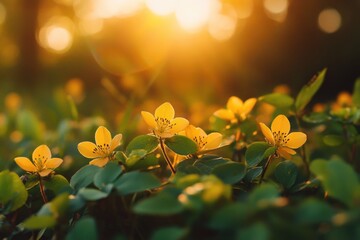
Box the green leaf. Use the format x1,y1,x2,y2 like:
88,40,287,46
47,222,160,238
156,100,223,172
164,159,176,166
310,159,359,207
245,142,271,167
126,149,148,167
274,160,298,189
323,135,344,146
151,227,188,240
212,162,246,184
114,171,161,195
296,198,335,224
70,165,100,191
164,135,198,155
176,158,200,174
23,174,39,190
352,78,360,107
302,112,331,124
93,162,122,190
208,203,248,230
193,155,229,174
0,170,28,212
66,217,98,240
78,188,108,201
16,110,43,141
295,68,327,113
244,167,263,182
248,183,280,208
259,93,294,109
126,135,158,155
44,174,72,194
22,215,56,230
127,154,159,171
236,223,270,240
133,193,184,215
49,193,70,217
239,118,259,136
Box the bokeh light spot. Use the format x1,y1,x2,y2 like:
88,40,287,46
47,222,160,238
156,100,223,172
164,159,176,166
318,8,342,34
208,4,237,41
263,0,288,14
175,0,221,32
145,0,177,16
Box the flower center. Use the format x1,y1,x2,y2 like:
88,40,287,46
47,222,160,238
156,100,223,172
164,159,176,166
92,143,111,156
34,154,47,171
273,131,289,146
155,117,176,133
193,135,207,149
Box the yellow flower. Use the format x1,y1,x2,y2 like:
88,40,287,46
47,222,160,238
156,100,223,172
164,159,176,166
181,125,222,153
259,114,307,159
214,96,257,122
14,145,63,177
141,102,189,138
77,126,122,167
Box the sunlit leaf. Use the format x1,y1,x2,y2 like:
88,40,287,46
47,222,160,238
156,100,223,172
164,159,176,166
165,135,198,155
323,135,344,147
44,174,72,194
245,142,271,167
302,112,331,124
22,215,56,230
259,93,294,109
126,149,148,167
295,68,327,113
125,135,158,155
310,159,359,207
0,170,28,212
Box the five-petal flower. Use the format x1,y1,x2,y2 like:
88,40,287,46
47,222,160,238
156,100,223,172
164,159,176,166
14,145,63,177
214,96,257,122
78,126,122,167
259,114,307,159
141,102,189,138
181,125,222,154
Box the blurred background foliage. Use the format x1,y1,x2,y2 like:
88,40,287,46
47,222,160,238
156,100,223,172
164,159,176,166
0,0,359,168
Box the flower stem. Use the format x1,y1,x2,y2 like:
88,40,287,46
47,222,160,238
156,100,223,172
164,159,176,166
294,114,309,178
159,138,176,174
38,176,48,203
259,155,274,184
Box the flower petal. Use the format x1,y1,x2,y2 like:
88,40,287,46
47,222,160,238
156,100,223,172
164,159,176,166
89,158,109,167
259,123,275,145
141,111,157,129
271,115,290,135
227,96,243,113
14,157,36,172
39,169,53,177
277,147,295,159
46,158,63,169
213,109,235,120
155,102,175,120
78,141,101,158
95,126,112,147
277,147,296,159
241,98,257,116
284,132,307,149
184,125,198,141
169,117,189,134
110,134,122,152
204,132,222,150
32,145,51,164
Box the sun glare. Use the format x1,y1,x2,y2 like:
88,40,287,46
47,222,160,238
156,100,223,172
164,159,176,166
175,0,221,32
145,0,177,16
318,8,342,34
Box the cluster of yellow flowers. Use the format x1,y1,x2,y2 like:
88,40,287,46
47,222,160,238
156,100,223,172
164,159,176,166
14,96,307,177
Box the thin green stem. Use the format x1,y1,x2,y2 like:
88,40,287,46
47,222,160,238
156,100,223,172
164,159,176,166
38,176,48,203
294,114,310,177
259,155,274,184
159,138,176,174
